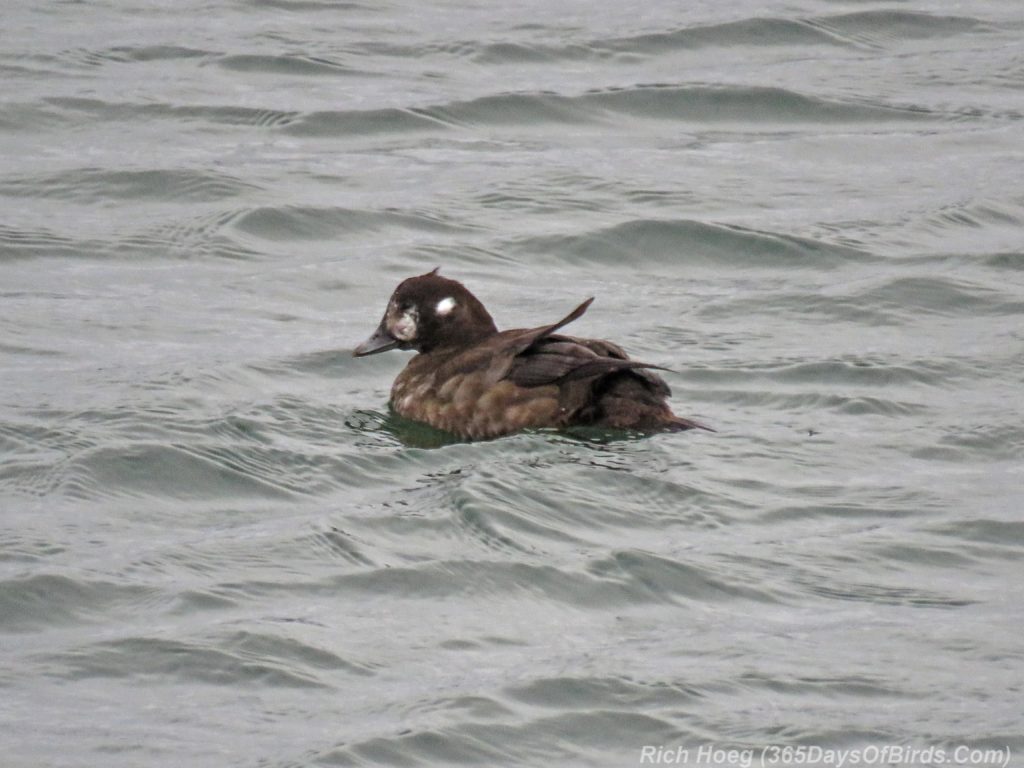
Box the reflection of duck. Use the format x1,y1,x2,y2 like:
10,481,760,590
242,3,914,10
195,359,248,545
354,270,712,440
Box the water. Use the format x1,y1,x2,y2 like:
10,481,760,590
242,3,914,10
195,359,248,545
2,1,1023,766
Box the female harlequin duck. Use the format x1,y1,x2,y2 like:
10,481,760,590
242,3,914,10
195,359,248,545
354,269,712,440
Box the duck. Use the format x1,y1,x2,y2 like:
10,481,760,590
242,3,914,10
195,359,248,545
353,269,712,440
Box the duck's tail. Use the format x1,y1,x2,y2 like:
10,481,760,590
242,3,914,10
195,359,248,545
666,415,716,432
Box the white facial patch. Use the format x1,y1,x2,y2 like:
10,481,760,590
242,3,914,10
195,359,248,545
391,306,418,341
435,296,456,316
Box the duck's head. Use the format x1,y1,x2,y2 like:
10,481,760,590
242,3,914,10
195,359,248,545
353,269,498,356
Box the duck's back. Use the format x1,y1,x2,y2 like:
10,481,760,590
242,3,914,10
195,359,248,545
391,330,701,439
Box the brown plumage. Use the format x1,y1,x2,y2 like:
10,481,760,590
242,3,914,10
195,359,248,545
353,270,712,440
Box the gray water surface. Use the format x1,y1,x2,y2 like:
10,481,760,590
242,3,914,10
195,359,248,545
2,1,1023,766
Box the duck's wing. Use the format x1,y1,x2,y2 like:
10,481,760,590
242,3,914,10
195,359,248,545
505,336,670,388
502,297,595,358
488,297,671,388
458,297,667,389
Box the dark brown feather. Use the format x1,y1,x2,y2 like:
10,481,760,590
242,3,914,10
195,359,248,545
507,337,670,388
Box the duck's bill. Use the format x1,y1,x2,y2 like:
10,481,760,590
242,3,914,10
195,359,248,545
353,325,399,357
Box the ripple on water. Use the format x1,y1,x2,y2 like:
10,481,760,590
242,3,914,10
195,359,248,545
0,222,88,261
285,82,938,139
812,10,989,47
213,53,371,77
511,218,873,270
0,574,155,633
42,44,210,69
587,549,782,605
43,96,303,130
793,573,974,608
856,275,1024,317
579,83,938,124
319,709,682,766
446,460,730,554
916,423,1024,462
603,10,987,54
39,634,356,688
328,560,660,608
505,674,702,709
388,10,990,70
230,204,470,241
682,356,953,387
929,519,1024,551
249,0,368,10
539,17,858,61
1,399,366,505
0,211,263,262
0,168,263,204
982,251,1024,270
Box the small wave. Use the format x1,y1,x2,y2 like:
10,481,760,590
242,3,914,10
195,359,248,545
599,17,860,56
511,218,871,270
305,526,376,566
916,199,1024,247
2,399,360,503
416,12,984,66
742,358,951,387
760,503,927,524
286,92,595,137
506,674,702,709
0,168,262,204
982,252,1024,270
213,53,370,77
855,275,1024,317
0,573,154,632
471,40,621,65
1,208,256,265
47,44,210,69
43,96,303,130
921,424,1024,462
32,83,939,143
587,549,782,604
66,443,303,501
931,519,1024,549
41,635,346,687
798,577,974,608
223,630,376,676
125,208,262,261
699,292,904,326
692,389,928,417
109,44,210,63
328,561,618,604
451,498,539,555
865,540,978,569
290,83,935,139
317,710,680,765
233,556,766,609
0,223,86,261
319,725,524,765
250,0,368,9
808,10,988,49
231,204,470,241
445,462,728,556
737,671,908,700
0,419,98,498
580,83,936,124
284,105,446,137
